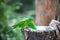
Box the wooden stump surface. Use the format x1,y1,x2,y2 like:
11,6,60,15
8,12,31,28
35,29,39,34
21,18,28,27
22,26,60,40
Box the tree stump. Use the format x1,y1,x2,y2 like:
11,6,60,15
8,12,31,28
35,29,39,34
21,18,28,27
22,26,58,40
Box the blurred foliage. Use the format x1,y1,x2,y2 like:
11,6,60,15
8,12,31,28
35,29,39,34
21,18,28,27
0,0,4,3
58,3,60,21
0,1,24,40
0,0,35,40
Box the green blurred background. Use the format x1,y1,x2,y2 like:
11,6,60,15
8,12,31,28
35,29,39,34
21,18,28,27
0,0,60,40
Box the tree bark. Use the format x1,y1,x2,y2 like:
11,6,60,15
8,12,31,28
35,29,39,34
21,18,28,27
35,0,58,26
22,27,58,40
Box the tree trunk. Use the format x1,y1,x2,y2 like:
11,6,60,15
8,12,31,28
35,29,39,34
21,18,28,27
35,0,58,26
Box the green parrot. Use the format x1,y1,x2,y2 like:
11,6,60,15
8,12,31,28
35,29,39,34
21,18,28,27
7,18,37,33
